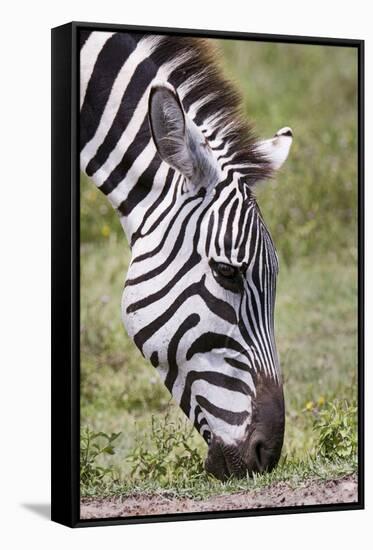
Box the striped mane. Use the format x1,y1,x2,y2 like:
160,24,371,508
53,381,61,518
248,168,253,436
148,35,273,184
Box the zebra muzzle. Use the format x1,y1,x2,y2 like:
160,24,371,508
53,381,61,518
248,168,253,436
204,380,285,480
204,432,282,481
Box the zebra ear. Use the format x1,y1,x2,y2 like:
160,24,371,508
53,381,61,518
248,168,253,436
148,85,194,179
257,127,293,170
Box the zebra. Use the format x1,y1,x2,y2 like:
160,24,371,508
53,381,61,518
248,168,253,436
80,30,293,480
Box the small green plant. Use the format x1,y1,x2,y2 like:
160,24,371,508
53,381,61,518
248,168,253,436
127,411,205,487
312,399,357,462
80,427,121,492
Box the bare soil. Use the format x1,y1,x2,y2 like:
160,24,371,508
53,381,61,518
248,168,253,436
80,474,357,519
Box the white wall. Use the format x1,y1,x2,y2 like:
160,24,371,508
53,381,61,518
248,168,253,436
1,0,371,547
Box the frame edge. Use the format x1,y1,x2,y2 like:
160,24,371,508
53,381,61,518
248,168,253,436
51,21,364,527
51,22,80,528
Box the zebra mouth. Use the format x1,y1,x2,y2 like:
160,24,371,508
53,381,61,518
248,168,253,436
204,432,281,481
205,437,247,480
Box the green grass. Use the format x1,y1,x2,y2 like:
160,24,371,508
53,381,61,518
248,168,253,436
81,459,356,501
80,39,358,499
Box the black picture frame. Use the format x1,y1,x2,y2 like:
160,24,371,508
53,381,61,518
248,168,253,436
51,21,365,528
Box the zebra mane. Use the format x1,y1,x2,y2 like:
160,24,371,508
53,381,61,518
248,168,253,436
151,35,273,185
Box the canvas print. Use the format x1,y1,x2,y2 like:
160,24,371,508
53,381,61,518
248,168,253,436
79,29,359,520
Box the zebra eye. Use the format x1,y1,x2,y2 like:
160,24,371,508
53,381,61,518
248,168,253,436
210,260,243,293
216,263,238,278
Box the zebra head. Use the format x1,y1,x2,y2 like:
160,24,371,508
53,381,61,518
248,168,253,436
122,84,293,480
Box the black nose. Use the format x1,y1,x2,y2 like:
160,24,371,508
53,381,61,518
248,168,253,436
205,432,282,481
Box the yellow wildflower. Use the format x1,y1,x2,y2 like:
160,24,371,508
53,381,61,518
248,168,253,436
101,224,110,238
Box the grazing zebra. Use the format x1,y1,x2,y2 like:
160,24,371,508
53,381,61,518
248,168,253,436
80,30,293,480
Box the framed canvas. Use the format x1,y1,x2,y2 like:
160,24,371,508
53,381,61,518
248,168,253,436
51,21,364,527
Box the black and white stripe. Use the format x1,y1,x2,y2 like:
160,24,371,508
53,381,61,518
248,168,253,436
80,31,293,477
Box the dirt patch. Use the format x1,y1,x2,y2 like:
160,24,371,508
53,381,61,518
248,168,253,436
80,474,357,519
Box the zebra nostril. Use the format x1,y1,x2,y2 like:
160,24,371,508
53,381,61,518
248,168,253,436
245,432,283,476
253,439,266,473
246,435,273,475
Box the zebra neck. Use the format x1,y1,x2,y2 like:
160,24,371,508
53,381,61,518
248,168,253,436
83,139,175,244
